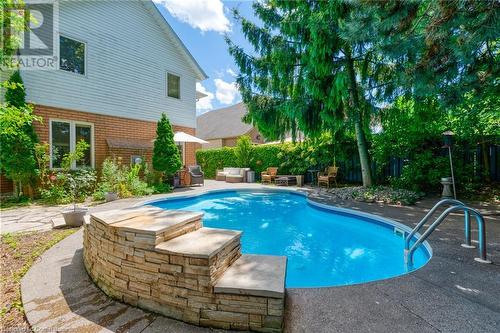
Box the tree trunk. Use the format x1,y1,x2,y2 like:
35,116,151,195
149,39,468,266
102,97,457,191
345,50,373,187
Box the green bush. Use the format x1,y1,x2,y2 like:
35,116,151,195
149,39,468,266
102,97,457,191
197,142,330,179
152,113,182,178
234,136,254,167
93,158,155,200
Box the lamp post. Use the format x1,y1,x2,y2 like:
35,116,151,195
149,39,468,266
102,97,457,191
442,131,456,199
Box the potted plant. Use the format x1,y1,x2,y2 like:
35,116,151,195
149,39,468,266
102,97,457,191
61,173,88,226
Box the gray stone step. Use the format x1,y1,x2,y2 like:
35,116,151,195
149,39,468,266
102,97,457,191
155,227,241,259
91,206,203,236
214,254,287,299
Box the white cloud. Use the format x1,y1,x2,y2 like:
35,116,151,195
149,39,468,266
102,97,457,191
226,68,237,77
214,78,240,105
154,0,230,34
196,82,215,114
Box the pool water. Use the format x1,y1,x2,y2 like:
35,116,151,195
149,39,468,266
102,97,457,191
150,190,431,288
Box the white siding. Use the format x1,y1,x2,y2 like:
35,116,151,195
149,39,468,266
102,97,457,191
21,0,200,128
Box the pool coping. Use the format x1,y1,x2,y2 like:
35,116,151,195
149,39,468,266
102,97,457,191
141,187,433,278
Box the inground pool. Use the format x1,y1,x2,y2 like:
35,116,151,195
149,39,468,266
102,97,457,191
149,190,431,288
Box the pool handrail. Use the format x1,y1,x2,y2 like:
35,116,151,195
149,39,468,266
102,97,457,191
404,199,465,251
404,200,491,265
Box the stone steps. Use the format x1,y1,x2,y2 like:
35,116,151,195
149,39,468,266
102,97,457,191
155,227,242,282
214,254,287,299
84,206,285,332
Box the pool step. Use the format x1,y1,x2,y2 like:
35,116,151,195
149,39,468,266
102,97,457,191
214,254,287,299
155,227,242,281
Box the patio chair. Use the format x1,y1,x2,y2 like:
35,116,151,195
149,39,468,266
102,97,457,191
261,167,278,184
188,165,204,186
318,166,339,188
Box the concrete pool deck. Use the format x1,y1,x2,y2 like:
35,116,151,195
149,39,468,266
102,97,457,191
19,181,500,332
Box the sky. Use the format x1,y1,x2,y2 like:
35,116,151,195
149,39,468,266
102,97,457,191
153,0,257,115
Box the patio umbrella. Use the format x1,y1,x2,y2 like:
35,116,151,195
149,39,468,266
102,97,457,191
173,131,208,165
173,131,208,144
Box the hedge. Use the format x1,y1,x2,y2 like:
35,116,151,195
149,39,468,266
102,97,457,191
196,143,313,179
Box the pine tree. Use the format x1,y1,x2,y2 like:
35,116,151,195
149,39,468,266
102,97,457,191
227,1,385,186
152,113,182,180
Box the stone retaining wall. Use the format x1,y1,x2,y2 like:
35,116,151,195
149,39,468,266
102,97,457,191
83,211,284,332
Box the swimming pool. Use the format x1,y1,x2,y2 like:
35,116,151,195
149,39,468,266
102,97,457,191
149,190,431,288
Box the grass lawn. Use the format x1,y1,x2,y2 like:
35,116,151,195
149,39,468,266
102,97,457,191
0,229,78,330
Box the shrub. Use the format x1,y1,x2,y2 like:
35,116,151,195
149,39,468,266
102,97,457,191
234,136,254,167
35,140,96,204
93,158,154,200
0,72,40,197
152,113,182,179
196,141,332,179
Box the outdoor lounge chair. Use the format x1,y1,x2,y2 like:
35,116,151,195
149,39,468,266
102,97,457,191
261,167,278,184
318,166,339,188
188,165,204,186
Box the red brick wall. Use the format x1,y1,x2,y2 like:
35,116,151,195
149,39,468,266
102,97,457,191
1,105,197,193
34,104,197,167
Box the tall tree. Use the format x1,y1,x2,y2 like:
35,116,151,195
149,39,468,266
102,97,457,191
227,1,392,186
1,71,39,197
344,0,499,106
152,113,182,181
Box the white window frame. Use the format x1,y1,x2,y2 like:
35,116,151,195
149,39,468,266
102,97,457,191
166,71,181,99
49,119,95,169
58,34,87,77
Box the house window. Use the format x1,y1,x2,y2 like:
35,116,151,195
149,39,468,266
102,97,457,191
167,73,180,99
60,35,85,75
50,120,93,169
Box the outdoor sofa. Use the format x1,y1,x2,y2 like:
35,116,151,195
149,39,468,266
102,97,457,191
216,167,250,183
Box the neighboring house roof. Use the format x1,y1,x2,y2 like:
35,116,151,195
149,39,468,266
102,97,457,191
142,1,208,81
196,102,253,140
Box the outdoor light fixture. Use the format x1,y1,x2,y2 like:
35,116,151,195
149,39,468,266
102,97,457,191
442,130,456,199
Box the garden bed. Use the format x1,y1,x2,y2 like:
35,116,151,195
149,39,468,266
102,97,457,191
325,186,423,205
0,229,78,330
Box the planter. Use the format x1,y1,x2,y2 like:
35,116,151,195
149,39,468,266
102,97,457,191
62,207,89,227
105,191,119,202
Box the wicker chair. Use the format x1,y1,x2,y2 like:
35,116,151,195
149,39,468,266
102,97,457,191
261,167,278,184
188,165,204,186
318,166,339,188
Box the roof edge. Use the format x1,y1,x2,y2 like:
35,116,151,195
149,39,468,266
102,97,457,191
142,1,208,81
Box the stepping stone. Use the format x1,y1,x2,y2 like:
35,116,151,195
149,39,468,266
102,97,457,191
155,227,241,258
214,254,287,298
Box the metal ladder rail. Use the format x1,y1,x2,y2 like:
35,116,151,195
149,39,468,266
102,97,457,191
404,199,465,252
405,205,491,265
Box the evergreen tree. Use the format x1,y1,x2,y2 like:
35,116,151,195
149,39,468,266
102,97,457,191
152,113,182,180
5,71,26,107
1,71,39,197
344,0,499,106
227,1,390,186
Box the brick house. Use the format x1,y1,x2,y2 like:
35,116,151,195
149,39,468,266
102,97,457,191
196,103,265,149
1,0,207,193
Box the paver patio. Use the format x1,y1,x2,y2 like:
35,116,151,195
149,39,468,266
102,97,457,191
13,181,500,332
